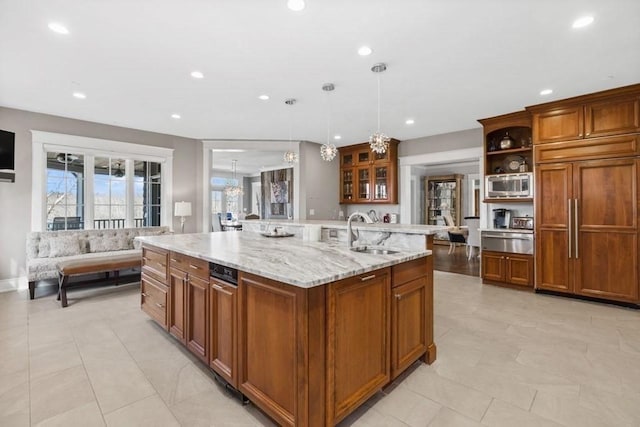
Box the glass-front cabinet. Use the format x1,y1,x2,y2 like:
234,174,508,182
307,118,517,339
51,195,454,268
338,140,399,204
425,174,463,226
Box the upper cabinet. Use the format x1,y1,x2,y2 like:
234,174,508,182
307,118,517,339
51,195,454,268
339,139,399,204
528,85,640,144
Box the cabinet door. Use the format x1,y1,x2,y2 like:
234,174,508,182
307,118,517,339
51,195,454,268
585,96,640,138
186,274,208,362
210,279,237,387
355,148,371,165
142,245,168,283
535,163,573,292
341,151,354,168
141,273,168,329
327,270,390,425
391,277,426,380
169,268,187,343
573,158,639,302
372,166,389,201
340,168,354,203
481,251,505,282
356,167,371,202
533,106,584,143
505,255,534,287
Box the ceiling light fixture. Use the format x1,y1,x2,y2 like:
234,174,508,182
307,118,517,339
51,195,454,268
283,98,299,164
540,89,553,96
369,62,390,154
113,161,125,178
72,92,86,99
320,83,338,162
224,159,244,198
171,113,181,119
258,94,270,100
190,71,204,79
358,46,373,56
287,0,305,11
405,119,415,125
48,22,69,34
56,153,79,164
572,16,594,28
334,135,342,140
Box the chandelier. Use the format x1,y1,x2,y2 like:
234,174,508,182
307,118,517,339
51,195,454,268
369,63,390,154
320,83,337,161
283,98,299,164
224,159,243,197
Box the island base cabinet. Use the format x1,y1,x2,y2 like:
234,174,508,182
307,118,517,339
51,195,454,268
186,274,209,363
326,268,391,425
209,278,237,387
168,268,187,343
238,272,326,427
391,277,426,380
141,273,168,330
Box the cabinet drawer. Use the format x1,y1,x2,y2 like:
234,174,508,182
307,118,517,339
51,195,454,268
535,134,640,163
141,273,168,329
170,252,209,279
392,257,427,288
142,245,168,283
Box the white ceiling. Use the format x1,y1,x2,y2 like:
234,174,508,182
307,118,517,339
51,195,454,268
211,150,288,175
1,1,639,146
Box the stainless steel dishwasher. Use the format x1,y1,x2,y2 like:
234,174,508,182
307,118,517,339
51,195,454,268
481,231,534,255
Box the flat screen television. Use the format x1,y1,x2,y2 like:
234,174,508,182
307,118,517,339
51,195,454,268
0,130,15,171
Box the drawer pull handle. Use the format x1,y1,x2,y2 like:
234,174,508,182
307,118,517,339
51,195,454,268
212,284,224,291
360,274,376,281
170,258,178,262
155,303,165,308
189,264,200,270
141,292,148,297
142,257,148,262
395,294,401,300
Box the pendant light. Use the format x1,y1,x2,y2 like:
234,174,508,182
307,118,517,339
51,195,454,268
320,83,337,161
224,159,243,197
369,62,390,154
283,98,299,164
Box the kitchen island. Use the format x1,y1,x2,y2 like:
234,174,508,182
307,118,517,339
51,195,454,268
137,231,435,426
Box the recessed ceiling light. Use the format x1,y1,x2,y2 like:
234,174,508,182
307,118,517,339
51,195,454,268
572,16,594,29
190,71,204,79
258,94,270,100
48,22,69,34
540,89,553,96
333,135,342,140
72,92,86,99
287,0,305,11
405,119,415,125
358,46,373,56
171,113,181,119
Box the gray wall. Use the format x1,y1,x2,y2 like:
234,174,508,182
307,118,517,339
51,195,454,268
299,141,340,220
242,176,260,214
0,107,201,281
399,127,482,157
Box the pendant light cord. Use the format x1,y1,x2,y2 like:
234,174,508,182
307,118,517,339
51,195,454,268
377,73,381,133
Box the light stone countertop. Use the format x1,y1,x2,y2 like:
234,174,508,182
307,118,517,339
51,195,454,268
239,219,447,235
138,231,431,288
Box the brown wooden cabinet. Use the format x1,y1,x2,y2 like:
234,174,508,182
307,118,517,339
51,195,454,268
186,274,209,363
536,159,639,303
481,250,534,288
168,267,187,342
326,268,390,425
339,140,398,204
209,278,237,387
424,174,463,226
529,85,640,144
141,273,168,329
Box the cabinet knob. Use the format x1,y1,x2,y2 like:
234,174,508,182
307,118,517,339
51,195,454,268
395,294,402,300
585,132,590,136
141,292,148,297
506,257,509,260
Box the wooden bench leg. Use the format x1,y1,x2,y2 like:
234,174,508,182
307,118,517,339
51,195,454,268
58,274,70,308
29,281,36,300
114,270,120,286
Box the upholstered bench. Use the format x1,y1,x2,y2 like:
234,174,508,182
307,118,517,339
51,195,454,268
57,253,142,307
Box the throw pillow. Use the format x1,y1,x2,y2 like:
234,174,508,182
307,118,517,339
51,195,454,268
89,236,129,253
49,236,82,257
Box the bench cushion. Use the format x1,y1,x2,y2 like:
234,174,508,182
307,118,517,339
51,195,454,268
58,253,141,276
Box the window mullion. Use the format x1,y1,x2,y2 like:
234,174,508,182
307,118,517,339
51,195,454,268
126,159,134,228
84,156,95,229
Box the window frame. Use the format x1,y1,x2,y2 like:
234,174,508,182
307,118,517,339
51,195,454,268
31,131,174,232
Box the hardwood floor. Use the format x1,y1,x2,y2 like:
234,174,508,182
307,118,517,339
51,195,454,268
433,243,479,277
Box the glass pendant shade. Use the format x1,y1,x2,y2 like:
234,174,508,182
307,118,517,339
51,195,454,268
284,98,299,164
283,150,298,164
320,83,337,161
320,143,337,161
369,63,389,154
224,160,243,197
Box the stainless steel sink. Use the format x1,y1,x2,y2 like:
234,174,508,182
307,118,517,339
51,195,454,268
350,246,399,255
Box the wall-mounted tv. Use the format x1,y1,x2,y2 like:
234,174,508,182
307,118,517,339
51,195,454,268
0,129,16,171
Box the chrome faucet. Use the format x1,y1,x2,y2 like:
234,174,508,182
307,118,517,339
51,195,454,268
347,212,374,248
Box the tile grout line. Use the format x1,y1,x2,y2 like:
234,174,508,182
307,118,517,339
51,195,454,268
479,397,494,423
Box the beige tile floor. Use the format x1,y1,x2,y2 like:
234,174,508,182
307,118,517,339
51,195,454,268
1,272,639,426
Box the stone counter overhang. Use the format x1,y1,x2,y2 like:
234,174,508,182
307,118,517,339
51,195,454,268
137,231,431,289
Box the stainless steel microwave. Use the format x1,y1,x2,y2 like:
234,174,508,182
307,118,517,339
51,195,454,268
485,172,533,199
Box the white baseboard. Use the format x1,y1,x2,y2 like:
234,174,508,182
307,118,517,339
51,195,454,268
0,276,28,293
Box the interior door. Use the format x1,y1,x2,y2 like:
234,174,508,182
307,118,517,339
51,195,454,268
535,163,573,292
573,158,639,302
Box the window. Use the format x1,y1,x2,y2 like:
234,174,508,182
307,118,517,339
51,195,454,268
211,176,241,219
46,153,84,230
32,131,174,232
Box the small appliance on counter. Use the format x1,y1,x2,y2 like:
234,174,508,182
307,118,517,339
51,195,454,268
510,216,534,230
492,208,512,229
